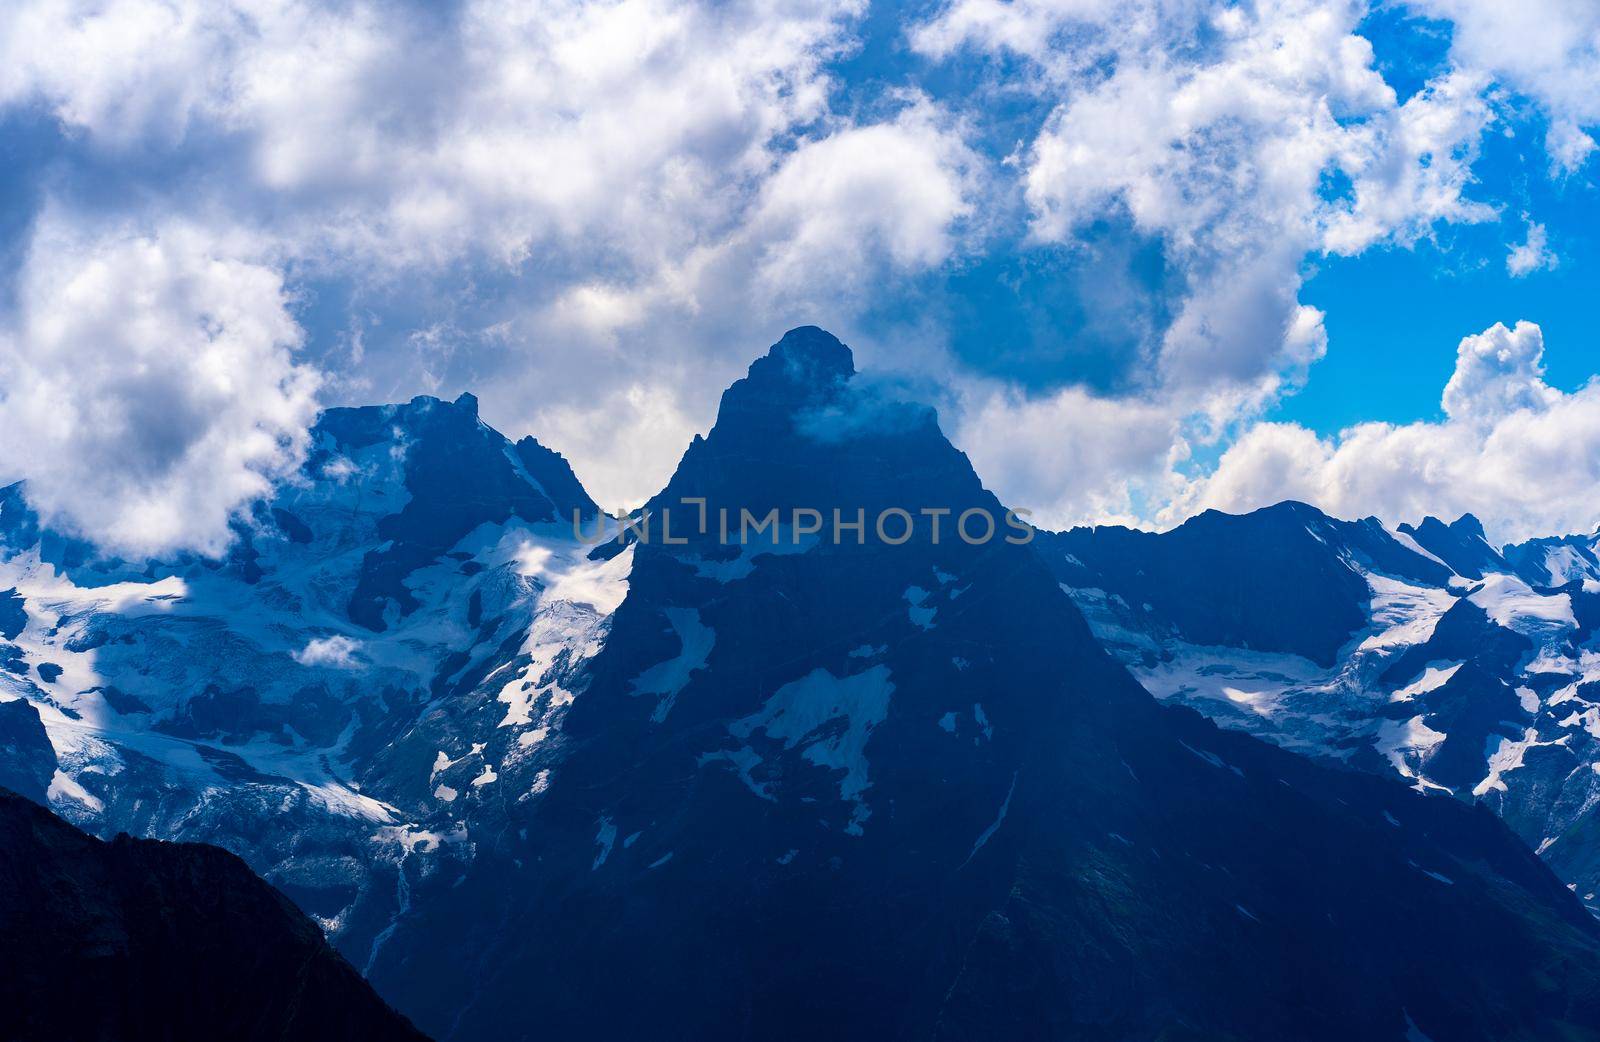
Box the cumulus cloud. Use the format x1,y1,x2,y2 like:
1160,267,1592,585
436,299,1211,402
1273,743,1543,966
1406,0,1600,173
925,0,1491,412
0,0,1002,517
0,0,863,268
914,0,1498,522
0,215,320,557
1506,220,1558,277
748,99,983,300
955,385,1187,529
292,634,365,669
1172,322,1600,542
0,0,1593,548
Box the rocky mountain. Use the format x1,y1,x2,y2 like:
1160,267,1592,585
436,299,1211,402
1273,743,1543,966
4,328,1600,1040
363,330,1600,1040
0,390,622,967
1045,503,1600,908
0,787,426,1041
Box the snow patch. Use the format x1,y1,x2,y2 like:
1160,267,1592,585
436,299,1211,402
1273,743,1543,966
1390,663,1462,703
1474,727,1569,797
729,664,894,834
1375,716,1449,788
962,771,1017,867
1179,740,1244,778
1469,574,1575,638
631,607,715,723
592,816,617,869
47,769,103,813
904,586,935,630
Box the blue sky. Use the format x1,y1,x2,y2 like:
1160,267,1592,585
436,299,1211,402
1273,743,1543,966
0,0,1595,554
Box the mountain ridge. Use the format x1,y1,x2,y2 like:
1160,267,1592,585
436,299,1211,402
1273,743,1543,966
0,787,428,1041
2,327,1600,1039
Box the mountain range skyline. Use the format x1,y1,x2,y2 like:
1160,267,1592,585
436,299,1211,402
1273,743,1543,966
3,2,1599,1036
5,325,1600,1039
4,337,1595,563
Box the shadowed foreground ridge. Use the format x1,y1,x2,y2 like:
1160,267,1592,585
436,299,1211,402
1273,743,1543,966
0,788,428,1042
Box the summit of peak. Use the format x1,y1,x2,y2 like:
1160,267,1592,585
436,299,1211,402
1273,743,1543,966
702,327,860,438
750,326,855,387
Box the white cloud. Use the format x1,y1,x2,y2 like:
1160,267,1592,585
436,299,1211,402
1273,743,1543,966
955,384,1186,529
748,99,983,300
0,0,228,145
0,0,1593,548
0,0,1006,518
529,382,706,512
915,0,1497,526
293,634,365,668
0,0,865,272
0,215,320,557
1173,322,1600,542
1441,320,1560,419
1406,0,1600,173
940,0,1492,414
1506,219,1558,277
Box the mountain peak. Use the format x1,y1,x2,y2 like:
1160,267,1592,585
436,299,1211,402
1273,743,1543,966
692,327,861,456
751,326,855,388
1400,513,1506,580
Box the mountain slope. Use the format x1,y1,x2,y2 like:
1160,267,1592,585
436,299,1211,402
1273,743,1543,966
0,392,625,973
1046,501,1451,667
0,788,427,1042
1049,502,1600,910
361,328,1600,1041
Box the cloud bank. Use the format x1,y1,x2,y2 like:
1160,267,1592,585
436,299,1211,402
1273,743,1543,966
0,215,319,556
0,0,1594,552
1175,322,1600,542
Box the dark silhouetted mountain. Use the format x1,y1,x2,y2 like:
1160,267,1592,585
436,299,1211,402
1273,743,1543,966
1044,501,1450,667
0,788,428,1042
1051,498,1600,915
514,435,601,521
8,326,1600,1041
1398,514,1509,580
357,329,1600,1042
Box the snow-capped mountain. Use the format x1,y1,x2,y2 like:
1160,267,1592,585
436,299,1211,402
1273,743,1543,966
1044,503,1600,907
4,328,1600,1040
0,391,625,964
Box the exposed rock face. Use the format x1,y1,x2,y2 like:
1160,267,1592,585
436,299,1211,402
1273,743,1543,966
0,699,55,804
